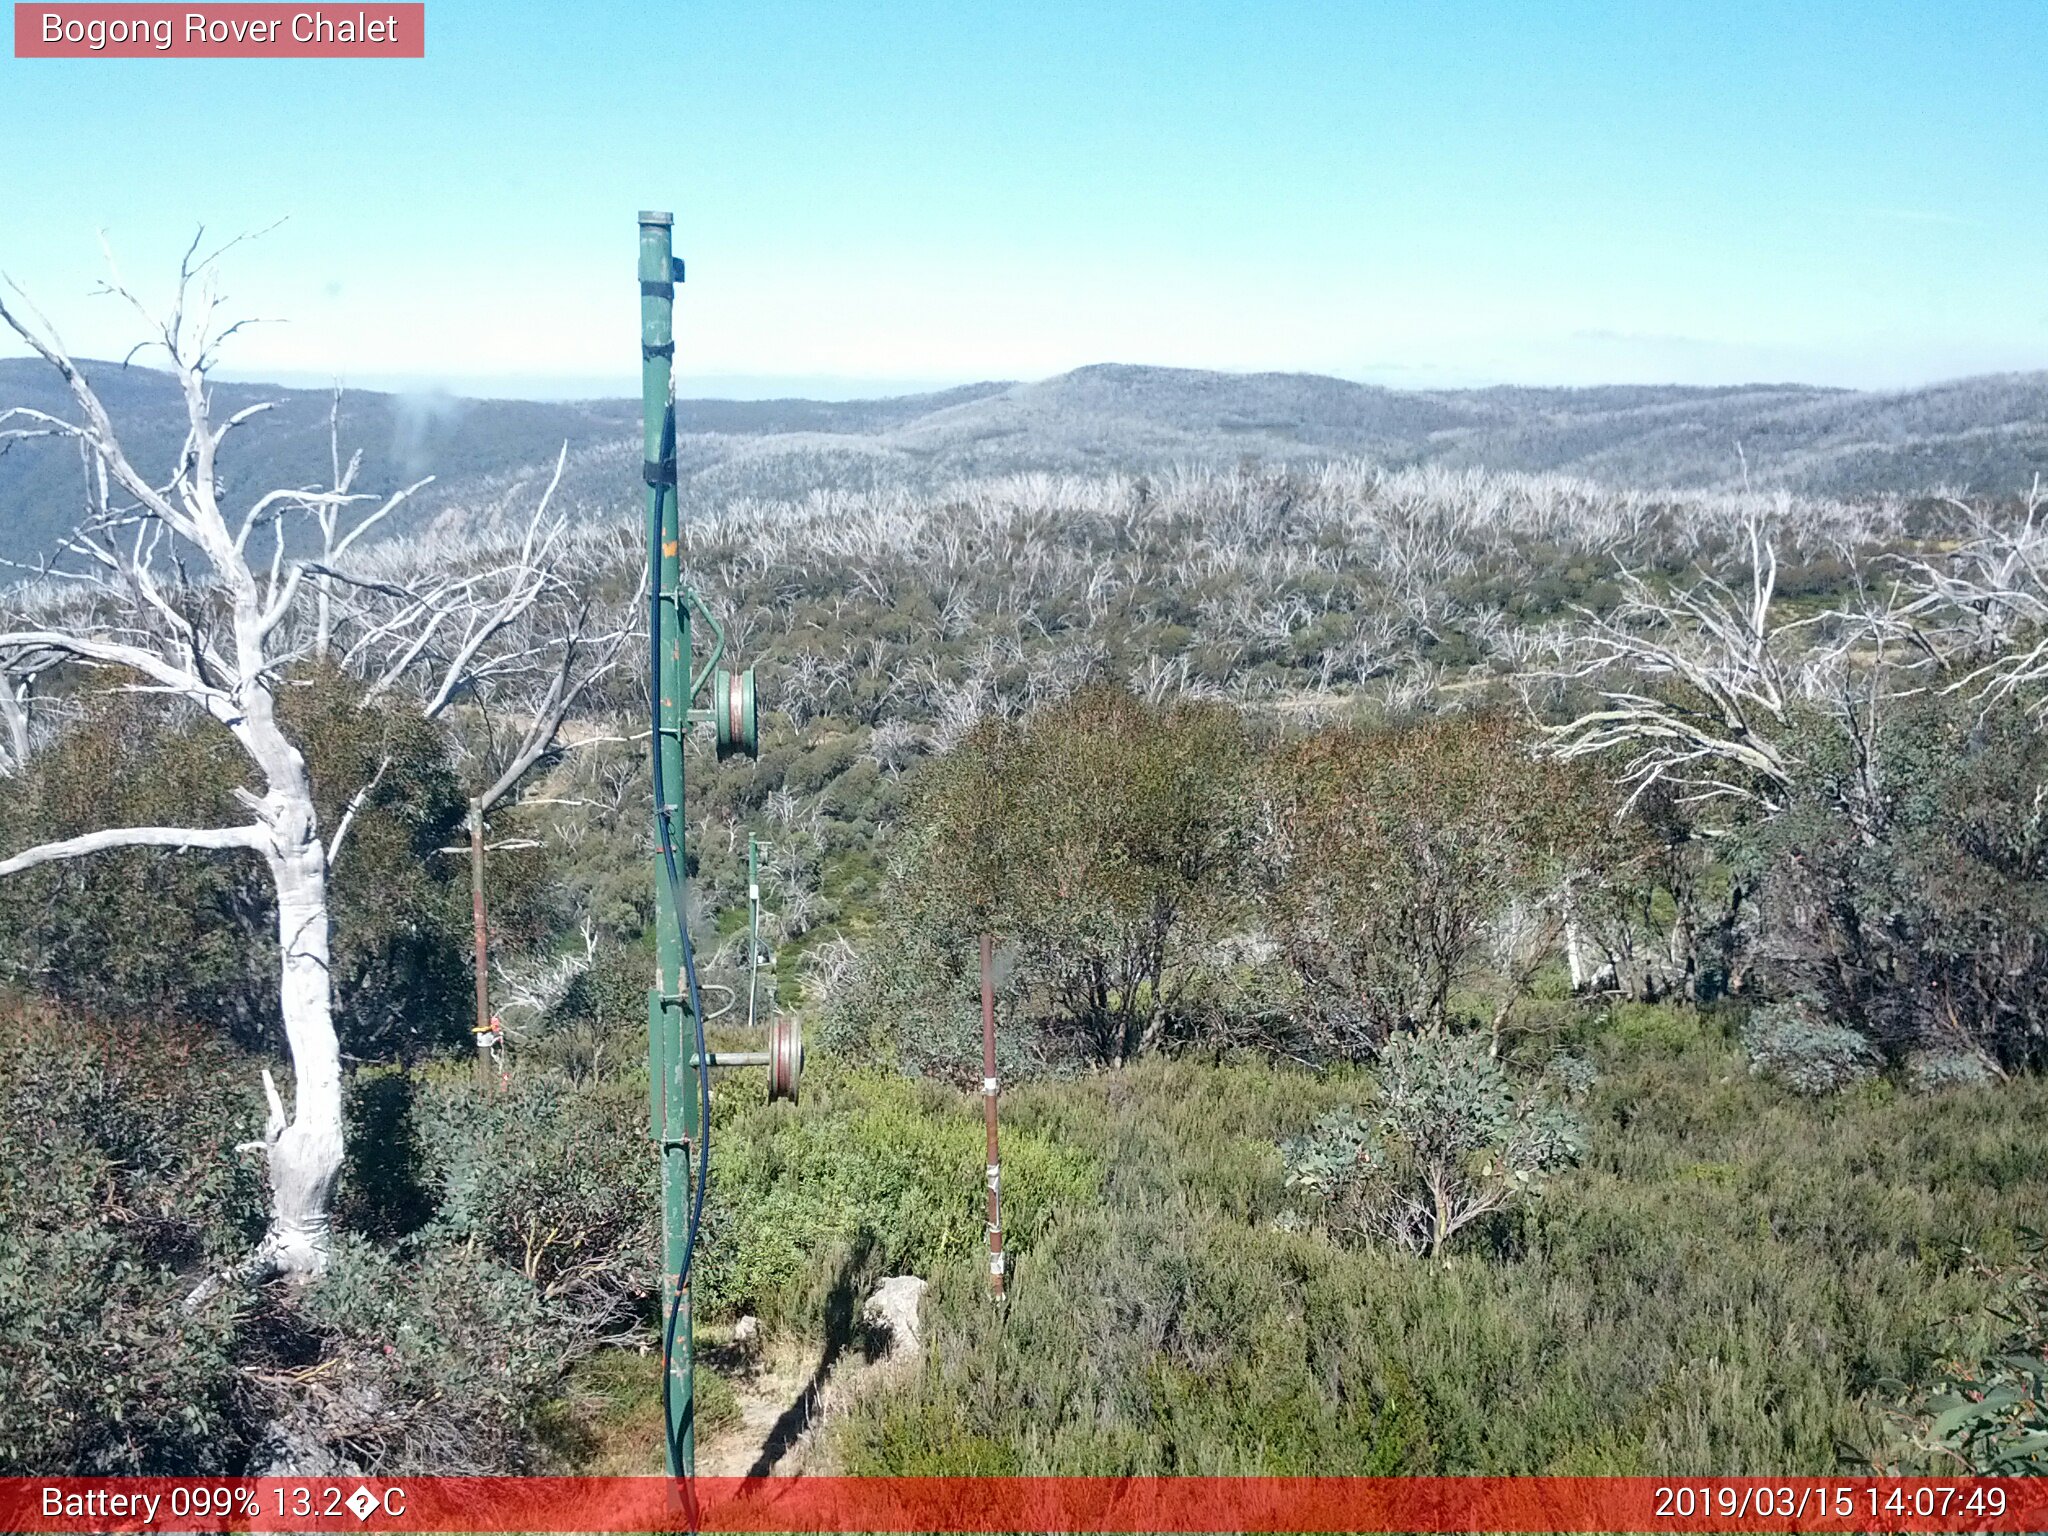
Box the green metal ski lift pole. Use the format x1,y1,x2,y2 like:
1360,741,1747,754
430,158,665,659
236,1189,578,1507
639,208,782,1485
639,209,699,1481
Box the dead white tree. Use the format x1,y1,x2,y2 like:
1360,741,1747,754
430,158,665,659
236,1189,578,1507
1528,507,1909,997
1889,479,2048,713
0,238,594,1296
1536,508,1813,818
451,607,632,1058
0,642,57,776
0,239,361,1293
311,464,633,1050
308,386,431,661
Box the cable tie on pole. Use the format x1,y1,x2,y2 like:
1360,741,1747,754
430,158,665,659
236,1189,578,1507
642,340,675,360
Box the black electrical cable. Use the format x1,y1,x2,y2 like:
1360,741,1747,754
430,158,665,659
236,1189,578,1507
647,446,712,1486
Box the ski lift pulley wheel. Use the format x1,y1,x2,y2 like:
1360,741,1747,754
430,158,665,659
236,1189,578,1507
767,1012,802,1104
714,667,758,761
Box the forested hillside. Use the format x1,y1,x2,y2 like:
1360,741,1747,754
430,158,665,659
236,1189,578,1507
4,318,2047,1480
6,356,2048,569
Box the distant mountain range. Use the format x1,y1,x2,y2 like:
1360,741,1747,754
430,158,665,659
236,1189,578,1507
4,358,2045,567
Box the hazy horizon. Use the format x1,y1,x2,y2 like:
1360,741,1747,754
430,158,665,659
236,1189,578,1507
191,357,2027,406
5,3,2045,393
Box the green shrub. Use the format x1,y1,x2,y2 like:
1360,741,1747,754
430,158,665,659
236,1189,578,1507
1256,715,1627,1053
251,1236,575,1474
1282,1030,1584,1257
890,684,1251,1065
1905,1051,2000,1094
0,1000,265,1473
1606,1001,1703,1052
1897,1235,2048,1474
699,1065,1099,1331
1745,692,2048,1073
0,994,672,1476
0,678,518,1063
818,914,1042,1087
1741,1002,1880,1096
552,941,651,1038
410,1064,659,1340
693,1365,741,1439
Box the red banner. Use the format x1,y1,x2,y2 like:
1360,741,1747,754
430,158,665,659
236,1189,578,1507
0,1477,2042,1533
13,4,423,57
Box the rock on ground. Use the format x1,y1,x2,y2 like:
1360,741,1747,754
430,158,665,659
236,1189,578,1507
861,1275,927,1356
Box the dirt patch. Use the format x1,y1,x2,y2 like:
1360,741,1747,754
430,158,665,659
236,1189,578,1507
695,1336,834,1477
566,1293,916,1479
695,1302,922,1478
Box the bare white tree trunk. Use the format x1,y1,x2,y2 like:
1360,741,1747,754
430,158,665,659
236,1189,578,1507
0,672,31,776
261,840,345,1278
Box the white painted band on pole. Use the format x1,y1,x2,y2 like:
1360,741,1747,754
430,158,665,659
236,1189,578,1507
982,1076,999,1094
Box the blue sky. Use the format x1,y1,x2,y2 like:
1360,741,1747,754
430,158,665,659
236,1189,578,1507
2,0,2044,396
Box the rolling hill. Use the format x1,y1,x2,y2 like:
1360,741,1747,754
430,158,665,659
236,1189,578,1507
3,358,2045,568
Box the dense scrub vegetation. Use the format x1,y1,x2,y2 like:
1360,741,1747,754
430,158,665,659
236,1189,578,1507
5,459,2048,1476
837,1033,2048,1475
0,1001,647,1474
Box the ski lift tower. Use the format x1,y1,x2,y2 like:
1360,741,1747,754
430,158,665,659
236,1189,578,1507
638,209,799,1480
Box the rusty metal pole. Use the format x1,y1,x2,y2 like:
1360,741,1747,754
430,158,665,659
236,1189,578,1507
981,931,1005,1303
468,797,494,1089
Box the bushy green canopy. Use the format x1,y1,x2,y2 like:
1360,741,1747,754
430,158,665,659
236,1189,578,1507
0,673,547,1061
880,684,1251,1066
